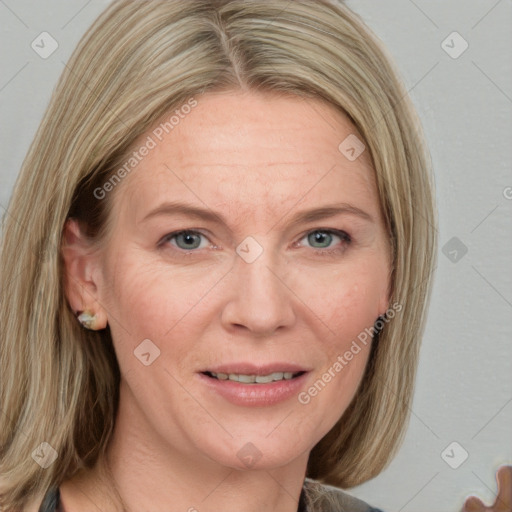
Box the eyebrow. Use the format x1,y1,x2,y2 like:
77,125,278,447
140,200,374,228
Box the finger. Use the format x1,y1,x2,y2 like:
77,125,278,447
462,495,486,512
493,465,512,512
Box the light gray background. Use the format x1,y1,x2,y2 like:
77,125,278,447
1,1,511,511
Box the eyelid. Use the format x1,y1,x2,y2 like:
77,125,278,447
295,228,352,252
297,227,351,242
160,228,212,244
160,227,352,253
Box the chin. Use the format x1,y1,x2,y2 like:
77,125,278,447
200,435,309,472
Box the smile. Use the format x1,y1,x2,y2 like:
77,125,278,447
204,371,305,383
198,369,310,407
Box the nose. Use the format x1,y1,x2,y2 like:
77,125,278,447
220,247,296,337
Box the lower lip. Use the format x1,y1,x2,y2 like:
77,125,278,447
198,372,309,407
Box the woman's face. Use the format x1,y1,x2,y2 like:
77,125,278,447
75,90,391,471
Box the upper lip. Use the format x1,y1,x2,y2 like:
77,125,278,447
202,363,310,375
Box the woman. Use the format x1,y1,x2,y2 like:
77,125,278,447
1,1,438,511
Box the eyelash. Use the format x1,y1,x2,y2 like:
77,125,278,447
159,228,352,256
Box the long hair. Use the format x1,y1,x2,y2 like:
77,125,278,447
0,0,437,509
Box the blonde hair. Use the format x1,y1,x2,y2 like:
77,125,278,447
0,0,438,509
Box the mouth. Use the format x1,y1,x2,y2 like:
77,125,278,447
202,370,306,384
197,363,310,406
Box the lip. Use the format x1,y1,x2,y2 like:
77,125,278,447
198,366,310,407
202,362,310,375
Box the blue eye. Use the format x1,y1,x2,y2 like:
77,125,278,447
160,228,352,255
300,229,351,254
162,230,208,251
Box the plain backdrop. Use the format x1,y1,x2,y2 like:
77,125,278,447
0,1,511,511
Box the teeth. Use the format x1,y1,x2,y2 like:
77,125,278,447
209,371,297,383
256,374,274,383
236,374,256,383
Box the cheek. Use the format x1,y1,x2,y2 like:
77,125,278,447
292,257,387,344
101,251,226,369
292,262,384,432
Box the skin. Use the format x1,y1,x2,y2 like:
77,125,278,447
60,89,392,512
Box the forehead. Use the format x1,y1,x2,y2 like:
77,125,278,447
114,90,381,226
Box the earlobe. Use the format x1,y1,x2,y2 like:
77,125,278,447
378,294,391,319
61,218,108,330
76,310,103,330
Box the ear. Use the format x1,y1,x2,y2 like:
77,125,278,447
61,218,108,330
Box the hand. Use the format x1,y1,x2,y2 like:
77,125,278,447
462,465,512,512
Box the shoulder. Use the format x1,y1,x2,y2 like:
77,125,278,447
24,487,59,512
303,478,384,512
